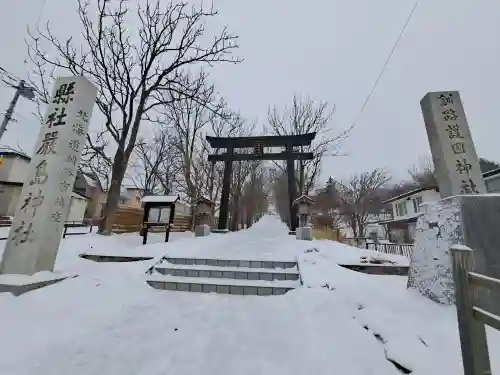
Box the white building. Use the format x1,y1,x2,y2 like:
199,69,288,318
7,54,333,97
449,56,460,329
379,168,500,243
379,187,440,243
333,210,391,240
0,150,89,223
483,168,500,193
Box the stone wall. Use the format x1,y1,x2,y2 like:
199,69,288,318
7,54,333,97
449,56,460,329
407,197,461,304
408,194,500,315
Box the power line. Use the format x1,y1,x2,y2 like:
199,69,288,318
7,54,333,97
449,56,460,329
350,0,422,129
12,111,40,126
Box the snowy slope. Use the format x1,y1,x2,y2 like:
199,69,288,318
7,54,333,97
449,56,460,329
0,215,498,375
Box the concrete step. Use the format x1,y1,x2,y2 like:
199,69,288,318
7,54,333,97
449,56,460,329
146,275,298,295
154,264,300,281
162,257,297,269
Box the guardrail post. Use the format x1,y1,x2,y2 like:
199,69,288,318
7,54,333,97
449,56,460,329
450,245,491,375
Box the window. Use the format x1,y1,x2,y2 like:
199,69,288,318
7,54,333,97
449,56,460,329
412,196,423,212
396,201,407,217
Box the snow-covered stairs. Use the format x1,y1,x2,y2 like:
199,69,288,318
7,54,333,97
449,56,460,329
146,256,301,295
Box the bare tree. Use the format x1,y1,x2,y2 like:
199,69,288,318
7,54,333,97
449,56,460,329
336,169,390,241
79,128,113,191
128,126,179,195
267,94,347,194
312,176,340,229
26,0,240,234
160,77,227,205
408,156,437,188
228,157,261,230
270,168,290,223
239,166,269,228
199,112,246,203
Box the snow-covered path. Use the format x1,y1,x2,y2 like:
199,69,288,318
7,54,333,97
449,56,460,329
0,216,498,374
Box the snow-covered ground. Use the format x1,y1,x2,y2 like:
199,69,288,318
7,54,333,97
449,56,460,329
0,215,498,374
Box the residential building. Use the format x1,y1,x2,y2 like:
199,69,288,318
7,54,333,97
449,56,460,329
121,187,144,209
85,183,192,223
0,150,89,222
82,174,107,220
335,211,392,240
379,168,500,243
483,168,500,193
379,187,440,243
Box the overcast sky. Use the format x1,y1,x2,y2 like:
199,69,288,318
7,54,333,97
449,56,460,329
0,0,499,186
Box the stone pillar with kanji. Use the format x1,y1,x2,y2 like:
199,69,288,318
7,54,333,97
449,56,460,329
293,195,314,241
0,76,97,276
195,197,214,237
408,91,500,316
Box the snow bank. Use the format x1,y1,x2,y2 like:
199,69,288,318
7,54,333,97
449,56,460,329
0,271,77,286
0,215,498,375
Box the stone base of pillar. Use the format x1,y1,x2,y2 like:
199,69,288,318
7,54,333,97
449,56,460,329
195,224,211,237
408,194,500,315
0,272,78,296
296,226,313,241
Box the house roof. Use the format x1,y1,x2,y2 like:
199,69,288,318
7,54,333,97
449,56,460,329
196,196,214,206
483,168,500,179
141,195,179,203
0,180,90,199
0,150,31,162
293,195,314,205
382,187,438,204
376,214,420,225
383,168,500,204
72,190,90,200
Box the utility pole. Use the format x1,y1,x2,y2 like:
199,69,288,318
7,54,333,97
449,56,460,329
0,80,35,143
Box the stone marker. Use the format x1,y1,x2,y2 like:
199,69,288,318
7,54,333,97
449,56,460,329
0,76,97,275
409,91,500,315
293,195,314,241
420,91,485,198
195,197,214,237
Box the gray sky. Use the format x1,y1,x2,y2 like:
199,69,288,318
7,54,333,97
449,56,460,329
1,0,499,186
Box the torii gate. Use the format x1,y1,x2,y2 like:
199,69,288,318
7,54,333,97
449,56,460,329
206,133,316,233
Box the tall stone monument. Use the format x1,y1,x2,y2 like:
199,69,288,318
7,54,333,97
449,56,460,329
421,91,485,197
408,91,500,315
0,76,97,275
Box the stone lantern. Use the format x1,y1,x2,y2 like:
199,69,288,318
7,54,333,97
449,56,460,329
195,196,214,237
293,195,314,241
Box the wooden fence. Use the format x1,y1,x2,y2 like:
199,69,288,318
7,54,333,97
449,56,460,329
111,206,191,234
365,242,414,258
450,245,500,375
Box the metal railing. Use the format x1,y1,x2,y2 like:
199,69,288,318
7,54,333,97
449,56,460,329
0,221,93,240
450,245,500,375
365,242,414,258
62,221,93,238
